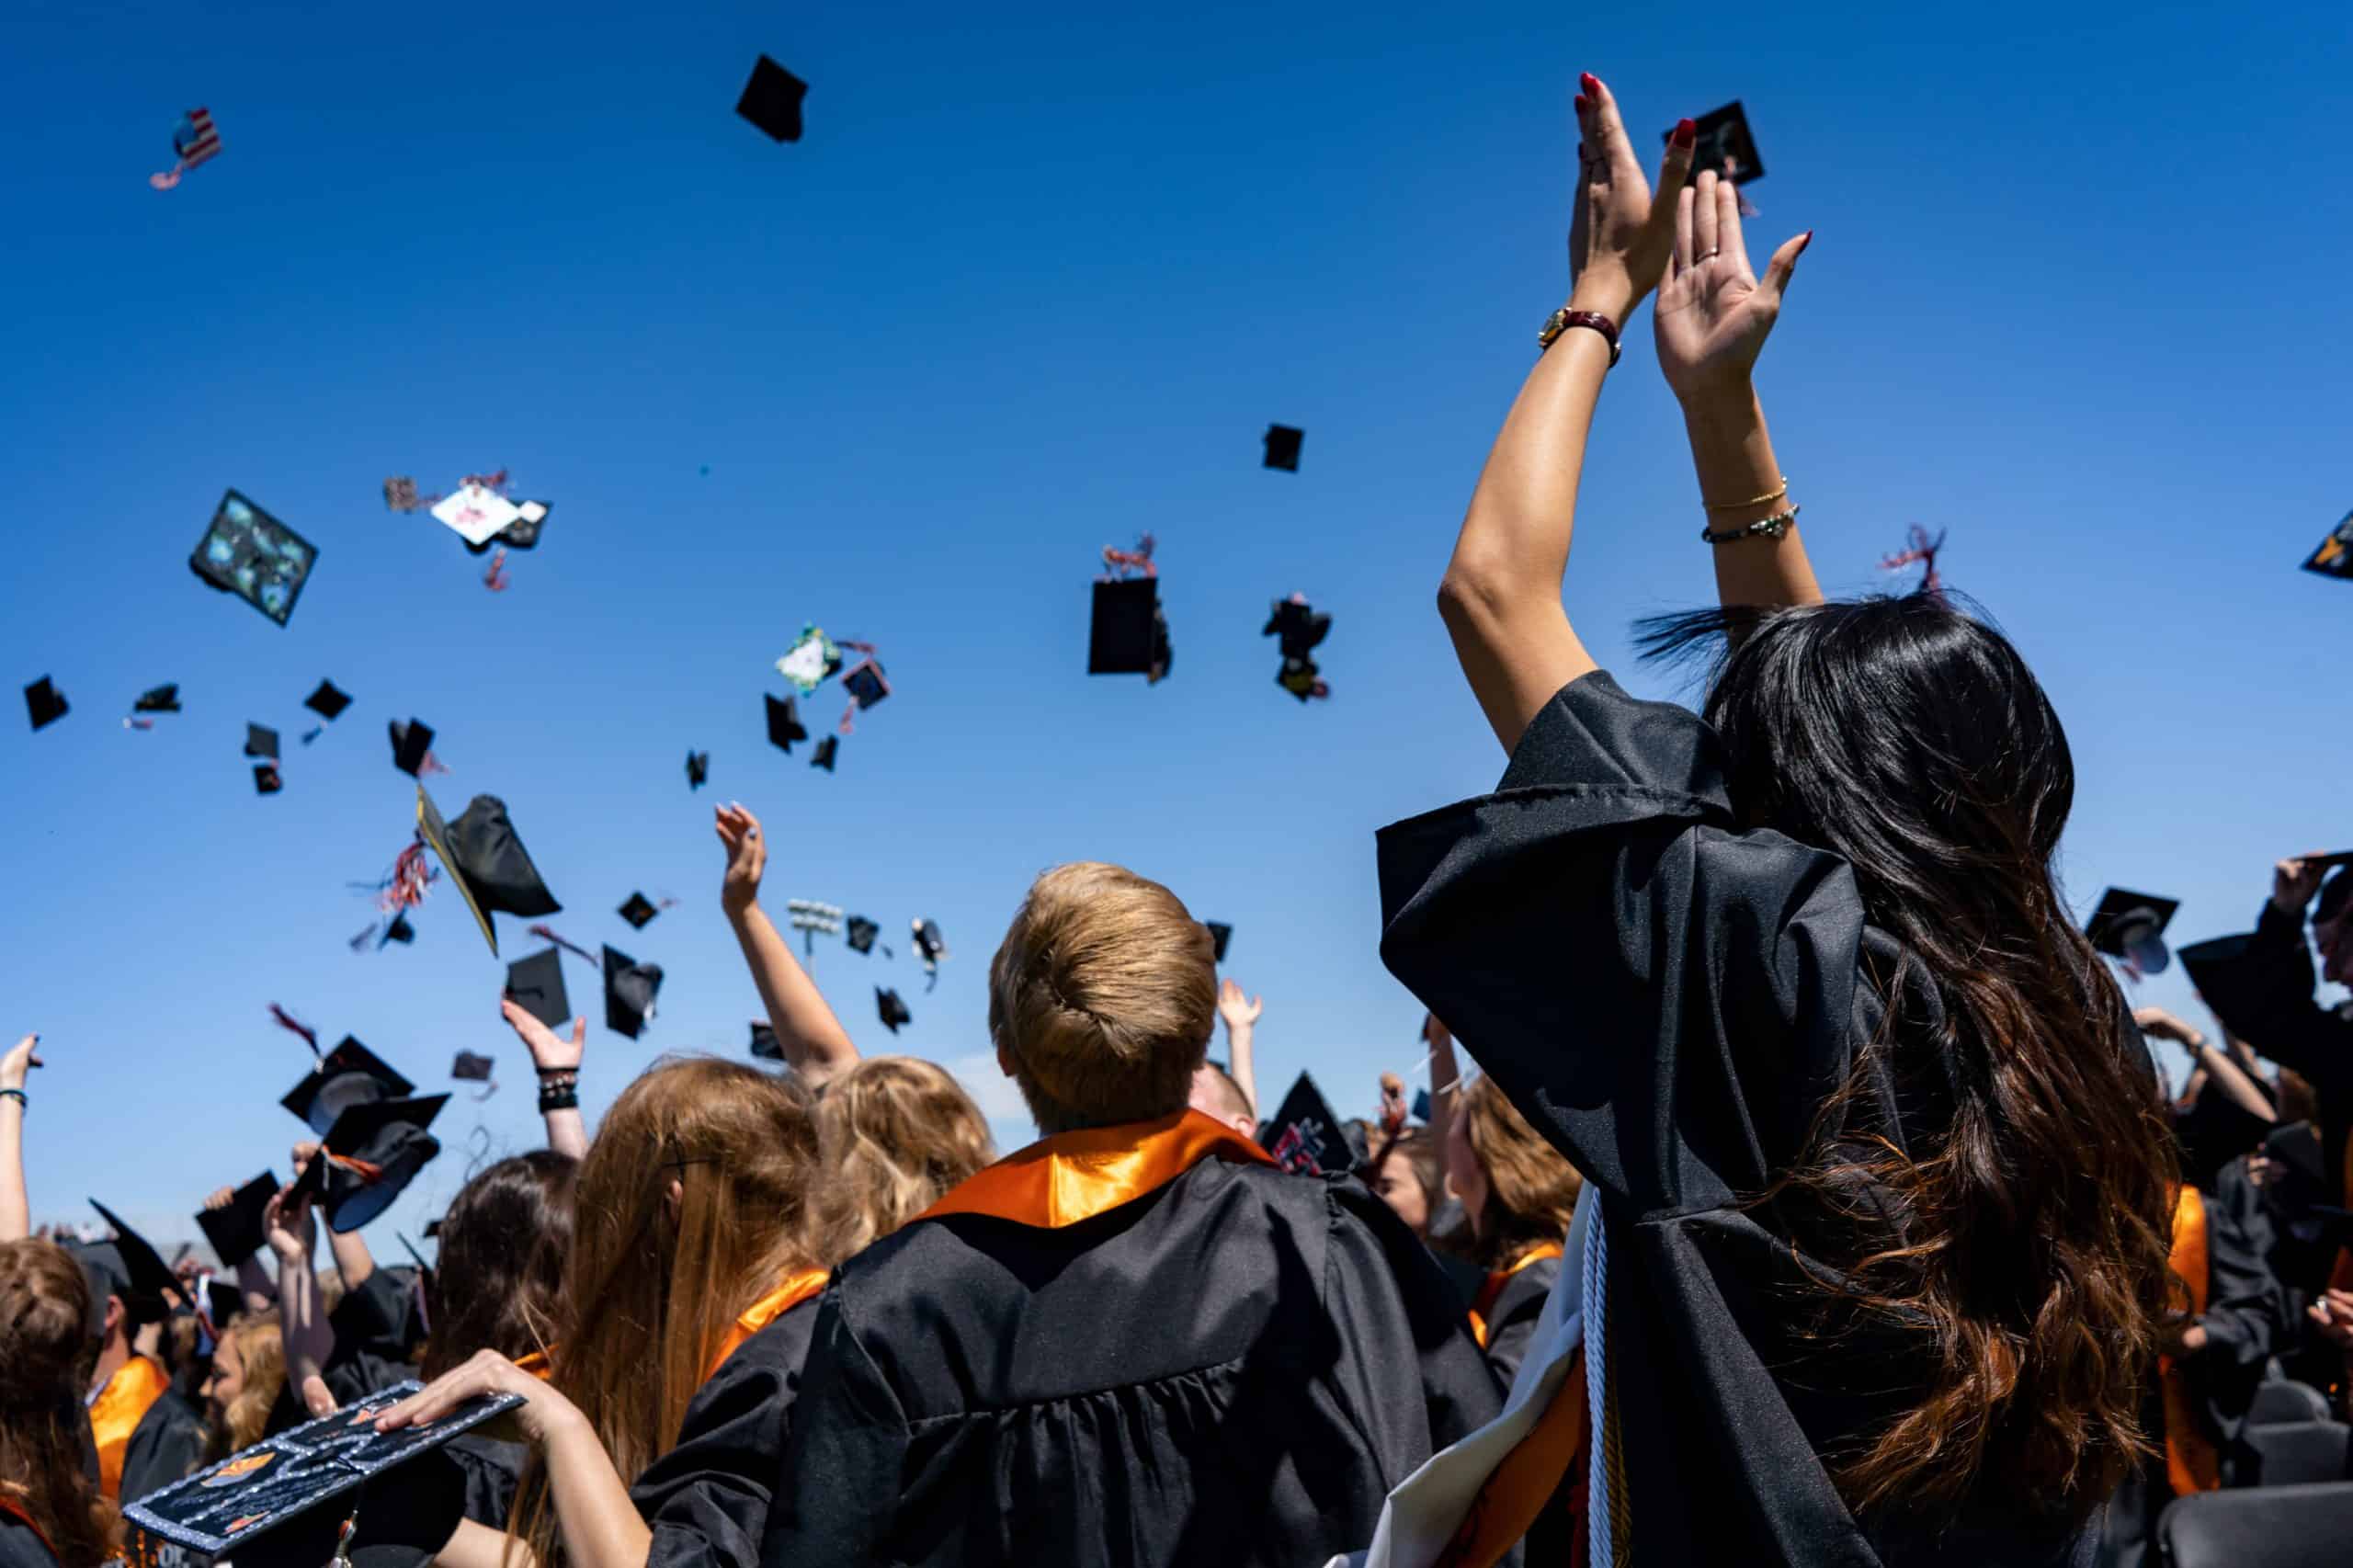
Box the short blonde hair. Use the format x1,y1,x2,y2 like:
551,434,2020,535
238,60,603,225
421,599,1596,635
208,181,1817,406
988,863,1216,1133
813,1056,995,1263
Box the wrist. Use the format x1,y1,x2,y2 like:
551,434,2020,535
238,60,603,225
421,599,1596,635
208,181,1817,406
1678,381,1764,428
723,894,760,923
1565,278,1636,332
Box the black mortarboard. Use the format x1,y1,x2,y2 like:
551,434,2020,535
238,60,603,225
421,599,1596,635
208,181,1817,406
686,750,710,790
281,1037,415,1137
1263,425,1303,472
876,987,912,1033
379,912,415,948
2086,888,2180,974
188,489,318,627
601,945,663,1040
912,919,947,965
1088,577,1172,681
846,915,879,954
415,788,562,957
253,763,282,796
1411,1087,1433,1124
196,1172,280,1267
389,719,436,778
24,677,68,731
204,1279,243,1330
504,949,571,1031
304,680,352,721
1668,100,1766,186
618,892,659,930
765,694,807,754
134,684,182,714
2265,1119,2329,1191
89,1201,176,1323
737,54,808,142
2299,510,2353,579
1260,1074,1347,1175
1204,921,1233,964
841,661,890,711
810,735,838,771
450,1051,494,1084
245,722,279,759
1264,597,1331,656
302,1095,449,1233
749,1021,784,1062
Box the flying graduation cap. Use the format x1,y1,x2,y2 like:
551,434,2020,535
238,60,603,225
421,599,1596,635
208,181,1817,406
254,763,282,795
389,719,440,778
686,751,710,790
24,676,67,732
415,788,561,957
1263,425,1304,472
1089,536,1170,683
845,915,881,955
737,54,809,142
602,945,664,1039
765,695,808,754
618,892,662,930
129,685,182,728
810,735,838,772
302,680,352,744
504,948,571,1032
2301,509,2353,580
290,1095,450,1233
1666,101,1766,199
450,1051,495,1099
776,626,844,696
1204,921,1233,964
876,987,912,1034
195,1173,280,1267
838,653,890,733
2086,888,2180,978
911,919,948,990
1264,594,1332,702
281,1038,414,1135
148,107,222,191
749,1021,784,1062
189,490,317,627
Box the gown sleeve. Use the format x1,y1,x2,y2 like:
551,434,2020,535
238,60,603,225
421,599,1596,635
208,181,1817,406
1377,671,1869,1215
2194,903,2353,1097
631,1314,810,1568
755,1288,908,1568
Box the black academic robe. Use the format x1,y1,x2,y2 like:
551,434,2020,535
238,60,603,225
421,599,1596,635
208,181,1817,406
1477,1252,1560,1392
444,1433,529,1529
1377,671,2104,1568
263,1269,421,1439
757,1157,1498,1567
0,1515,56,1568
2188,903,2353,1205
631,1299,820,1568
119,1384,209,1502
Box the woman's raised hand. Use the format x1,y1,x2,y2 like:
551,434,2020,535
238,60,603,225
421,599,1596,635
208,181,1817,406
1565,74,1695,327
1654,167,1812,403
501,999,584,1074
716,803,767,918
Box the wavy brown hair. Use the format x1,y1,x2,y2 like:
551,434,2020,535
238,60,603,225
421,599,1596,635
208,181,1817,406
1459,1074,1582,1269
0,1240,121,1567
510,1058,820,1566
423,1151,575,1380
811,1057,995,1265
202,1313,285,1461
1640,595,2177,1526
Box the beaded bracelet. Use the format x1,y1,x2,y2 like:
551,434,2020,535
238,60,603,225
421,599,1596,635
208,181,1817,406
1701,505,1800,545
538,1083,579,1112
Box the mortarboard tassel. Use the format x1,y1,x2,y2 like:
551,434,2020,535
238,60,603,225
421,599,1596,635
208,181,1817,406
1880,525,1949,601
267,1004,320,1052
1100,533,1157,580
148,108,222,191
124,718,154,731
377,839,437,915
483,548,511,592
348,924,380,951
528,925,599,966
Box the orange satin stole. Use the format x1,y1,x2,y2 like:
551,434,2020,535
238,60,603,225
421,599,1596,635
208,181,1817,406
2160,1185,2222,1495
1469,1244,1565,1350
917,1108,1274,1229
702,1269,831,1383
88,1355,169,1499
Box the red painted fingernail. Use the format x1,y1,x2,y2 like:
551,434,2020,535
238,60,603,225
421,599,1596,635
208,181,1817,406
1580,73,1600,95
1671,118,1697,149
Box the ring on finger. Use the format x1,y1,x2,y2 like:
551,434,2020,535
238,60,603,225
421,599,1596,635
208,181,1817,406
1695,248,1720,261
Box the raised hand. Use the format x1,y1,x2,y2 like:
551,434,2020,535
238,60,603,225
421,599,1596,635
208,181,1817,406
1654,167,1811,403
1378,1073,1409,1136
263,1187,315,1265
716,803,767,918
1565,74,1694,327
0,1034,41,1093
1217,979,1262,1036
502,998,585,1073
2132,1006,2205,1048
2274,856,2328,916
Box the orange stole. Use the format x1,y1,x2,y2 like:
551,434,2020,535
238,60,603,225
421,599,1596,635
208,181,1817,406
917,1108,1275,1230
1434,1349,1589,1568
1469,1244,1564,1350
2160,1186,2221,1496
703,1269,831,1383
513,1348,554,1381
88,1355,169,1500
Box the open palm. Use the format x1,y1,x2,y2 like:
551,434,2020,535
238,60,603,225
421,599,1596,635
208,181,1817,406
1654,169,1810,403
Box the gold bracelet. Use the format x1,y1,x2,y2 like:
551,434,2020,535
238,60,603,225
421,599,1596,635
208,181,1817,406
1702,477,1789,513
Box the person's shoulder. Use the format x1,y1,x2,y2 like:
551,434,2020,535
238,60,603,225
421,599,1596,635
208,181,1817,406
722,1292,824,1380
0,1513,58,1568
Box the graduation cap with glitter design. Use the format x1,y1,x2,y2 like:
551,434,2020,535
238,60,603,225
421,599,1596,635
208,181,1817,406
2302,509,2353,579
1260,1074,1351,1176
189,489,317,627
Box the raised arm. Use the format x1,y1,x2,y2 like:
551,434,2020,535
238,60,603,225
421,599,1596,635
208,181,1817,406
1438,75,1692,754
1654,170,1820,614
718,803,858,1089
1422,1014,1462,1164
1216,980,1262,1116
265,1184,335,1414
0,1034,40,1242
291,1140,378,1290
2137,1008,2276,1124
501,1002,589,1160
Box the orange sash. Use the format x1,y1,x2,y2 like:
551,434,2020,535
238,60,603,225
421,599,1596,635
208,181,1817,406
918,1108,1274,1230
702,1269,831,1383
88,1355,169,1500
1469,1244,1564,1350
2160,1186,2221,1496
1435,1349,1589,1568
513,1348,554,1381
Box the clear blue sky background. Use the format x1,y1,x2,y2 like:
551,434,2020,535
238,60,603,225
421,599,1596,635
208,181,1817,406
7,1,2351,1254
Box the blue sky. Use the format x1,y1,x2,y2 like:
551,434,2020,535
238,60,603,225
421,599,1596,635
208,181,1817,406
7,1,2351,1251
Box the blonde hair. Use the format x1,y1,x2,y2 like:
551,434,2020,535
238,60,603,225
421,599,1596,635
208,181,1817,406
513,1057,820,1567
205,1313,286,1460
1460,1075,1582,1267
812,1057,995,1264
988,862,1217,1133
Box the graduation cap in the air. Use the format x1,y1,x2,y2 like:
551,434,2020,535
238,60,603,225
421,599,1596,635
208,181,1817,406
389,719,437,778
1667,100,1766,187
766,694,808,754
281,1037,415,1138
504,948,571,1031
304,680,352,723
450,1051,495,1092
189,489,318,627
841,659,890,717
876,987,912,1034
618,892,660,930
1088,578,1172,682
430,483,521,550
378,912,415,949
2299,510,2353,579
1204,921,1233,964
845,915,880,955
686,750,710,790
1265,595,1334,702
253,763,283,795
602,945,663,1040
810,735,838,772
737,54,808,142
749,1021,784,1062
2086,888,2179,976
88,1201,177,1323
244,722,278,760
776,626,844,696
460,500,549,555
195,1172,280,1268
912,919,948,988
24,676,67,731
1261,1074,1351,1174
133,684,182,715
290,1095,449,1233
415,788,562,957
1262,424,1303,472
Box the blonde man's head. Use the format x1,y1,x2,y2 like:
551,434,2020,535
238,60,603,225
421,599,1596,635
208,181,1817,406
989,863,1217,1134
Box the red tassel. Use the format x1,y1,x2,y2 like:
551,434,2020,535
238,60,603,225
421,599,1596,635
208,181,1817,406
483,548,511,592
1880,525,1949,599
268,1005,320,1052
1100,533,1158,580
528,925,597,964
378,840,437,915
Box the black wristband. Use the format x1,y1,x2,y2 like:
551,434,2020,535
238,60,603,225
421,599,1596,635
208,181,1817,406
539,1085,579,1112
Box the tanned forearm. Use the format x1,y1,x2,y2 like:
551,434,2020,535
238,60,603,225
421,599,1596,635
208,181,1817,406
731,902,858,1088
1679,387,1822,614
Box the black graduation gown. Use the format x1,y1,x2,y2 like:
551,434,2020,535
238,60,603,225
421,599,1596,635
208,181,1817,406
757,1158,1499,1567
444,1433,529,1529
631,1299,820,1568
1478,1252,1560,1391
0,1515,56,1568
263,1269,421,1439
1377,670,2103,1568
119,1384,209,1502
2187,903,2353,1203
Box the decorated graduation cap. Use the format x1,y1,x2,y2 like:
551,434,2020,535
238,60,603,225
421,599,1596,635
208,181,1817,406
845,915,880,955
462,500,550,556
504,948,571,1031
1089,535,1171,682
1666,100,1766,189
2301,509,2353,579
810,735,838,772
281,1037,415,1138
415,788,562,957
88,1201,177,1323
618,892,661,930
1203,921,1233,964
196,1172,281,1268
389,719,438,778
2086,888,2179,976
738,54,809,142
1264,594,1333,702
912,919,948,989
876,987,912,1034
602,945,664,1039
838,653,890,733
749,1021,784,1062
766,694,808,754
1260,1073,1352,1175
189,490,316,627
253,763,282,796
776,625,844,696
148,107,222,191
24,676,67,731
1263,424,1303,472
686,750,710,790
430,483,522,550
291,1094,449,1233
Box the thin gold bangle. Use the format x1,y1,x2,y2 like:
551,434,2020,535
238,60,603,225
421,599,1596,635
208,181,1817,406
1702,477,1789,513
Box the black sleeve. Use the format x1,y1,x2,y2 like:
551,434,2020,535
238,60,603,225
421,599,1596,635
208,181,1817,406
120,1397,208,1501
1378,671,1869,1216
2196,904,2353,1095
756,1289,908,1568
329,1269,416,1368
2189,1186,2284,1440
631,1324,806,1568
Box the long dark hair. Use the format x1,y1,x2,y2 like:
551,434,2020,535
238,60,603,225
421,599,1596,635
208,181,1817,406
422,1151,576,1380
0,1240,121,1567
1637,595,2176,1524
